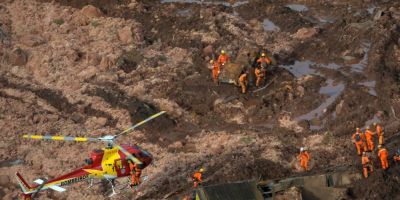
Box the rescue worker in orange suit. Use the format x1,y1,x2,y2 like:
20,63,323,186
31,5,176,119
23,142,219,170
352,128,366,156
217,50,230,65
256,53,271,68
394,149,400,164
364,126,375,152
192,168,204,188
209,60,220,84
377,145,389,170
361,152,373,178
129,161,142,187
238,71,248,94
374,123,384,145
255,66,265,87
298,147,310,171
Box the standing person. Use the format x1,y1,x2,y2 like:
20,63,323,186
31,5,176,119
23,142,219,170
238,71,248,94
209,60,220,84
377,145,389,170
393,149,400,164
298,147,310,171
192,168,204,188
352,128,366,156
217,50,230,65
364,126,375,152
361,152,373,178
256,53,271,68
255,66,265,87
374,123,384,145
129,161,142,187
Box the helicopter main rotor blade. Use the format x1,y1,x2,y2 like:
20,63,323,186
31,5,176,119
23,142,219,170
23,135,98,142
114,111,166,139
115,144,142,165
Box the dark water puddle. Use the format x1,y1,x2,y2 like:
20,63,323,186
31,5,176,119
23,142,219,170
0,159,23,168
358,80,377,96
280,60,319,78
367,6,376,14
286,4,308,12
317,16,336,24
295,79,345,121
176,8,192,16
160,0,249,7
280,60,342,77
263,18,280,32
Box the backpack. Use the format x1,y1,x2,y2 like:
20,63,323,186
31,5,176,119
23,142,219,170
355,134,361,142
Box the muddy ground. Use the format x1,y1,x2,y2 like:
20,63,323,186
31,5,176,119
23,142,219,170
0,0,400,199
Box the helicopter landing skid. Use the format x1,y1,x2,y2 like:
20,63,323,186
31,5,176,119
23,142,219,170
106,179,117,197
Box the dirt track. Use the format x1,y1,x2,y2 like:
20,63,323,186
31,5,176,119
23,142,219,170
1,0,400,199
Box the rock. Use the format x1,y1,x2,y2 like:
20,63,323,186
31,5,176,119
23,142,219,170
86,52,100,65
78,66,97,79
292,27,319,39
9,48,28,66
168,141,184,149
128,1,138,9
343,55,356,61
95,117,107,127
118,26,134,44
249,18,263,31
20,35,45,47
81,5,103,18
335,100,344,115
296,85,305,97
99,56,113,70
374,9,385,21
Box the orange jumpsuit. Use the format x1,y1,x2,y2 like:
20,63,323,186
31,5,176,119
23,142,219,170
361,154,372,178
239,74,248,94
192,172,203,188
129,162,142,186
257,57,271,67
378,148,389,170
376,125,384,145
217,54,229,65
212,62,220,83
255,68,265,87
352,132,366,155
298,151,310,171
364,130,375,151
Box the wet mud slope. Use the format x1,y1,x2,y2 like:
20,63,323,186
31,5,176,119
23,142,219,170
1,0,400,199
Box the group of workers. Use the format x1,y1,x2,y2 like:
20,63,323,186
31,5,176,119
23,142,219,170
186,123,399,192
351,123,400,178
209,50,272,94
181,49,400,199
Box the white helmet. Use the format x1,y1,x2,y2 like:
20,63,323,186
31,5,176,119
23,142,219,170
300,147,304,152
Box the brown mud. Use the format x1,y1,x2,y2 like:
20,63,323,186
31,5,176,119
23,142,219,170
1,0,400,199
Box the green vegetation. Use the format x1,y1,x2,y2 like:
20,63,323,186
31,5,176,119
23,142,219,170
53,18,64,25
90,20,100,27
